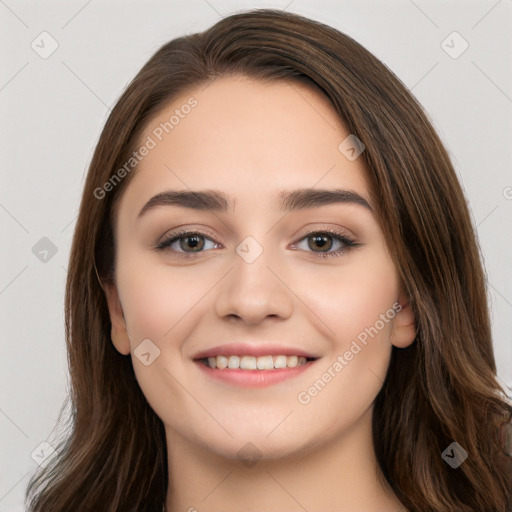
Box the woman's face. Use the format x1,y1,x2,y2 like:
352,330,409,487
104,76,415,461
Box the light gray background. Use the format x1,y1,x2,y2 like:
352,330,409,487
1,1,511,510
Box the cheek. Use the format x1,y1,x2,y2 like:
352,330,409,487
114,259,213,420
292,252,399,417
115,256,213,343
298,252,400,347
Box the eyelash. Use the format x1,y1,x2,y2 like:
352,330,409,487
154,228,360,260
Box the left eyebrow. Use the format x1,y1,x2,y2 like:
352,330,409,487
137,187,373,218
278,188,373,212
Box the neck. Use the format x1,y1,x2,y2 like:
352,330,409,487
163,407,406,512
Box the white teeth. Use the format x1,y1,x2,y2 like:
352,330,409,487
227,355,240,369
240,356,257,370
204,354,311,370
257,355,274,370
273,355,287,368
216,355,228,369
287,355,298,367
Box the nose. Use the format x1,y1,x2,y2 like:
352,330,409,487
214,244,293,325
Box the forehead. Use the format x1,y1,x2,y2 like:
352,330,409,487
117,76,370,220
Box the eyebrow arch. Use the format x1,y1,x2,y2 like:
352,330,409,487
137,188,373,218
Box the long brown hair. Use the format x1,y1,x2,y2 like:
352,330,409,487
25,9,511,512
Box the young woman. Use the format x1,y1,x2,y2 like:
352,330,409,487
25,8,511,512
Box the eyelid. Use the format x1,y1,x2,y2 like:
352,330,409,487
292,223,357,242
156,223,357,244
154,224,219,247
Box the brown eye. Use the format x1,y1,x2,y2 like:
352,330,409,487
156,231,220,256
178,235,205,252
292,230,359,259
308,234,333,252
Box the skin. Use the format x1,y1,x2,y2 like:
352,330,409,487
104,76,416,512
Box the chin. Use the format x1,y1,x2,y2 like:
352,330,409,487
197,422,318,462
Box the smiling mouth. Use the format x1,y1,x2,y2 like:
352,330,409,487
199,355,317,370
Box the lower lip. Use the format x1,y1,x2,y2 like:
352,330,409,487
194,360,316,387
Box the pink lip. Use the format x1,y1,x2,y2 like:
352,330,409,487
195,359,316,387
192,342,319,360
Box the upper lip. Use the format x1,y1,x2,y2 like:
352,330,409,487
193,342,320,360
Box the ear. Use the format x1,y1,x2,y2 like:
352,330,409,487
103,282,132,355
390,290,416,348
